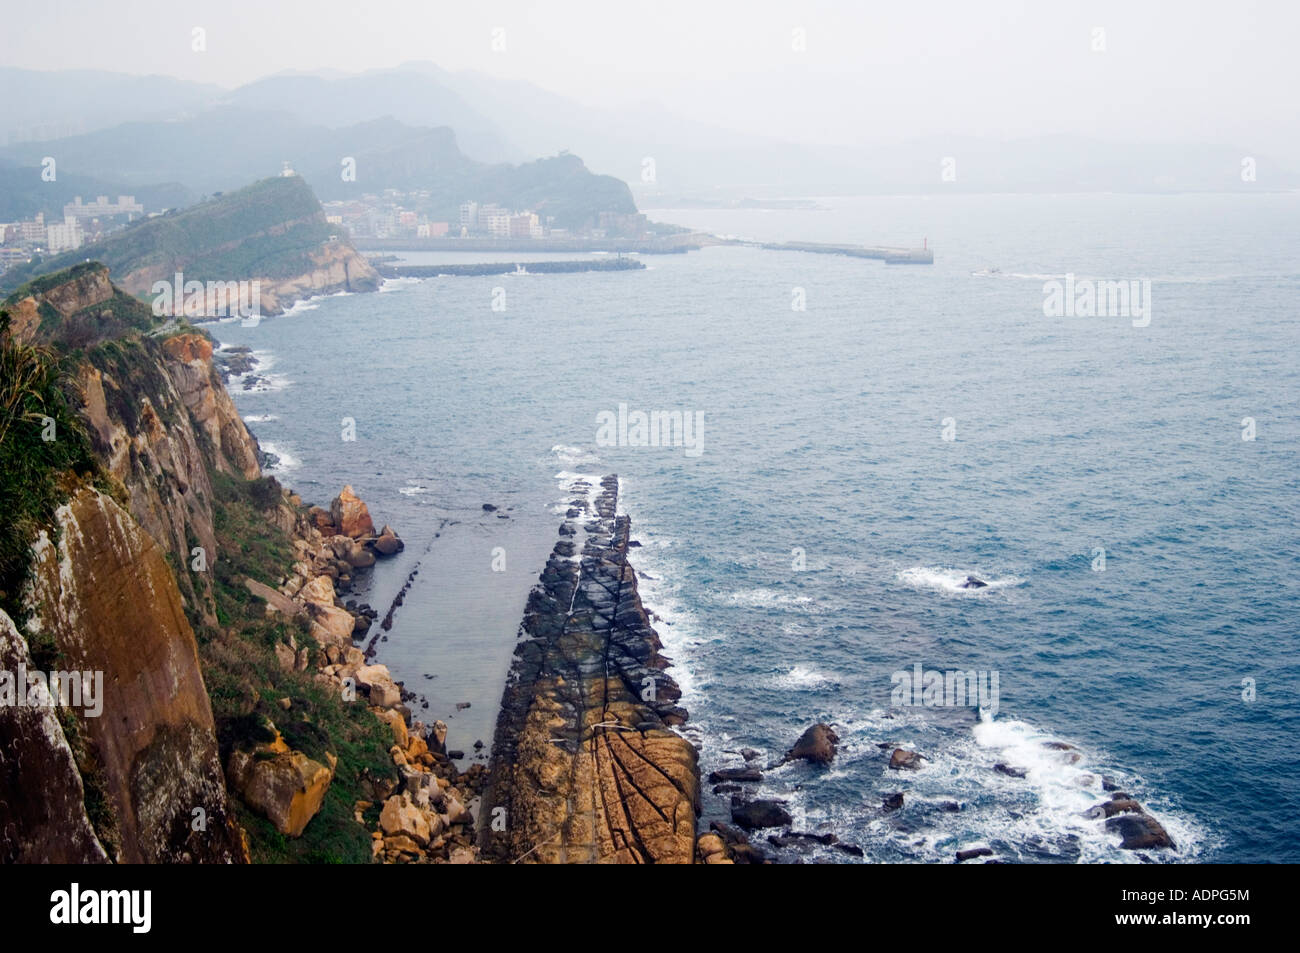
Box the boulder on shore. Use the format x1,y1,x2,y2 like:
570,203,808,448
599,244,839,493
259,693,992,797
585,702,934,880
372,525,404,556
331,485,375,538
227,732,335,837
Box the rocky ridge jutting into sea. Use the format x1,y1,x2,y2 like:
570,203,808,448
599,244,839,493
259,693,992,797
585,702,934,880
482,475,700,863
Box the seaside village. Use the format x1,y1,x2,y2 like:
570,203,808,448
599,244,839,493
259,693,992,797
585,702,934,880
0,194,143,270
0,187,649,274
322,194,647,241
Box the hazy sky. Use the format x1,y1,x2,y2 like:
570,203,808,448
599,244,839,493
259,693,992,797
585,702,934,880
5,0,1298,156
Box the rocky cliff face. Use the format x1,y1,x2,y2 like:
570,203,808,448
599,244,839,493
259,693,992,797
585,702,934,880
4,262,136,346
114,237,380,317
74,331,261,625
5,267,259,627
484,475,699,863
24,488,245,863
253,241,380,315
0,608,110,863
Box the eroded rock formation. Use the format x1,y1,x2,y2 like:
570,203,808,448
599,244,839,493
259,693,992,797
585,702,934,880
0,609,110,863
484,475,699,863
24,488,245,863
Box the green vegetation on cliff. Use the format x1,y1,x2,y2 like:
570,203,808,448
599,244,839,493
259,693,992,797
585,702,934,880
201,471,394,863
0,310,99,639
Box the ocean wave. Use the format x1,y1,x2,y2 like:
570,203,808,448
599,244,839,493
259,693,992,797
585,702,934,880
550,443,600,467
553,469,603,509
234,373,290,394
968,713,1203,863
257,442,300,474
242,413,278,423
398,482,430,496
281,299,320,316
380,277,421,292
771,665,841,691
896,566,1023,594
752,706,1202,864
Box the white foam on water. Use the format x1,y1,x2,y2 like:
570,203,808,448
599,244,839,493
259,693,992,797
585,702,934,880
614,479,705,702
772,665,841,691
278,289,354,317
722,587,822,612
380,277,421,292
398,482,430,496
242,413,278,423
896,566,1022,595
258,442,300,474
550,443,600,467
552,469,603,512
966,711,1202,863
235,373,290,394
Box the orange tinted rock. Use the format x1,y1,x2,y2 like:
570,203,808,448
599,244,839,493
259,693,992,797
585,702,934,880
330,485,375,538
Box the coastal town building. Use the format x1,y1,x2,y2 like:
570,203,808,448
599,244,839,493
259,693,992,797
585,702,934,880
16,214,46,244
62,195,143,222
46,215,84,253
459,201,478,230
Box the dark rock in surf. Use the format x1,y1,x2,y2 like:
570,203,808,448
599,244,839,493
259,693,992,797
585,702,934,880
785,723,839,766
1084,798,1143,819
956,847,994,861
882,792,905,813
960,575,988,589
1106,812,1175,850
731,798,792,830
889,748,923,770
709,766,762,783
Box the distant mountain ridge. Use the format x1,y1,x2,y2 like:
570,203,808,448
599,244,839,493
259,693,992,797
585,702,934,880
4,64,1296,200
0,106,637,230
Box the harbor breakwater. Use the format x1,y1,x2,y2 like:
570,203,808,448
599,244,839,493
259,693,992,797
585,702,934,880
481,475,699,863
376,258,646,278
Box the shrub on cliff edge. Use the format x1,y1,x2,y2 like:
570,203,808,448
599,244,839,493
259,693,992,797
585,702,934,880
0,309,99,643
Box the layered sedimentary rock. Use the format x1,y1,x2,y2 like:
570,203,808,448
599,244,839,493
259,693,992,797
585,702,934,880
24,488,245,863
484,475,699,863
250,240,380,315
